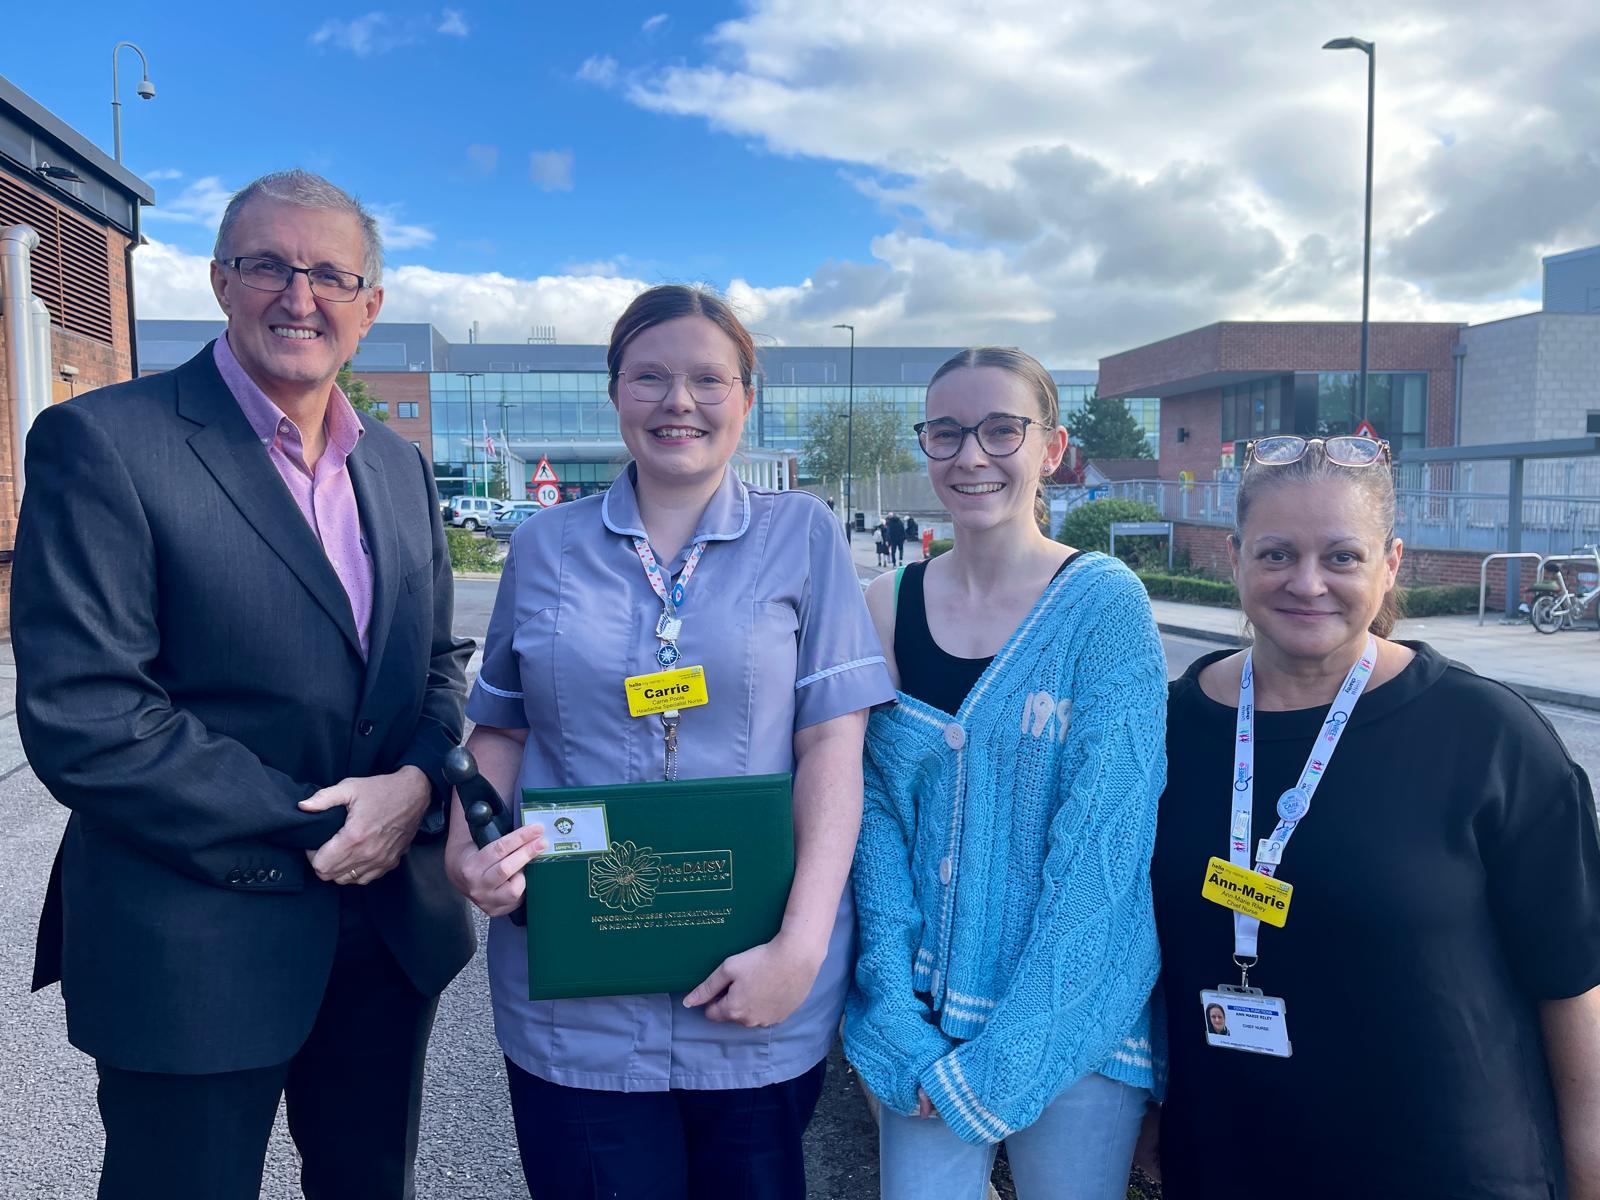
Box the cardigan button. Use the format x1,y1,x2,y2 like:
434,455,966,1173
943,723,965,750
939,856,952,885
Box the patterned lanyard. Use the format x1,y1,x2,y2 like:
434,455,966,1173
632,538,706,669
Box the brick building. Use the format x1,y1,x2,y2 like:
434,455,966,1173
0,75,154,630
1097,320,1463,481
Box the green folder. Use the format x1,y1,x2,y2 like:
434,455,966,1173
520,773,795,1000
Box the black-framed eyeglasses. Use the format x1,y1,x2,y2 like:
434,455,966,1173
914,414,1040,460
1245,435,1390,470
228,256,367,303
615,362,747,405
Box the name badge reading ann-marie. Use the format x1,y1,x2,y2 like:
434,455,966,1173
1200,855,1293,927
624,665,710,718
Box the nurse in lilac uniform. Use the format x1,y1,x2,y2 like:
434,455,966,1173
445,285,894,1200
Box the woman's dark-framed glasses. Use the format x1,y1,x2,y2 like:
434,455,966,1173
914,414,1039,460
230,256,366,302
617,363,745,405
1246,435,1390,469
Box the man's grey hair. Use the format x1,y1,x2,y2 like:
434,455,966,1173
213,169,384,286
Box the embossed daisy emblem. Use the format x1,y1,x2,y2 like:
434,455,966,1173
588,841,662,911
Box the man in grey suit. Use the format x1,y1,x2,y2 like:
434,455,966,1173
13,169,475,1199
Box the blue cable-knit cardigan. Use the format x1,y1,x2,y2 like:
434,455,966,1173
843,552,1166,1145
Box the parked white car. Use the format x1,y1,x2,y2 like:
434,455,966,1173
448,496,506,531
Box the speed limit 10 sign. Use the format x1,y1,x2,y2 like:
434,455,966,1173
536,482,561,507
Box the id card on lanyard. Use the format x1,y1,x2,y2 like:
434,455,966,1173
1197,635,1378,1057
627,537,711,781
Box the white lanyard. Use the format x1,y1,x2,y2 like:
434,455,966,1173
632,538,706,670
1229,635,1377,962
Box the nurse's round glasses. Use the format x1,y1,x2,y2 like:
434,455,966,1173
616,363,746,405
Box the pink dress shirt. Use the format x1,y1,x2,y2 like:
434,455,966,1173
213,335,373,657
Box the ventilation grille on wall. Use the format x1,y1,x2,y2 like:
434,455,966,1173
0,173,116,345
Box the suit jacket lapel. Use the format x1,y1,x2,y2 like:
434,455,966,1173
348,432,399,680
177,347,364,657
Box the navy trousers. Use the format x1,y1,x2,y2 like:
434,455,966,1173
506,1056,827,1200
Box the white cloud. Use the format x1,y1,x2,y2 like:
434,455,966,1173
310,9,470,55
372,205,436,251
143,175,233,230
466,143,499,175
529,149,575,192
142,167,184,181
599,0,1598,359
577,55,619,86
641,13,668,34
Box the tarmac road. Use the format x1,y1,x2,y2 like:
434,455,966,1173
2,586,1594,1197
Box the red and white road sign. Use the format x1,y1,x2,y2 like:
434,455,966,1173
535,482,561,508
1353,419,1378,440
532,457,560,484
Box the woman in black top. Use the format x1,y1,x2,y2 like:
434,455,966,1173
1149,435,1600,1198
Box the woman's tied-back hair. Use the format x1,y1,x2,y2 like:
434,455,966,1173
214,169,384,286
1232,440,1402,637
927,347,1062,528
606,285,757,400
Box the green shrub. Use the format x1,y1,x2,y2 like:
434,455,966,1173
926,538,953,559
1397,584,1477,618
1057,498,1166,568
1135,571,1240,607
445,527,503,573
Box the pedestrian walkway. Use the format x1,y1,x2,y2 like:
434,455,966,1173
1151,598,1600,710
847,528,917,585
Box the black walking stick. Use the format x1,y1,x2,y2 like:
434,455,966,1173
443,745,527,927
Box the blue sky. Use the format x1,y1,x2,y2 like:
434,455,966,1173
6,1,1594,361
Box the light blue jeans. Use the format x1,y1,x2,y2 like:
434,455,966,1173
879,1072,1149,1200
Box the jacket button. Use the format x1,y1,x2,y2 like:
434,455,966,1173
268,868,282,882
943,723,965,751
357,719,375,736
254,868,270,883
226,869,242,884
939,856,952,885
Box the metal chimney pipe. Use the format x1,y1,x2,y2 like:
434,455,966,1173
29,293,54,428
1,225,41,500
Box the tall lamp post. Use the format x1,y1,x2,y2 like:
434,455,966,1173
1324,36,1375,428
832,323,855,540
497,397,514,498
457,372,482,495
111,42,156,164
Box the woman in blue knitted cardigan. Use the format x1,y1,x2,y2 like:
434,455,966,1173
844,347,1167,1199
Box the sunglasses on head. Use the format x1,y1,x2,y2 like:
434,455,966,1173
1244,435,1391,469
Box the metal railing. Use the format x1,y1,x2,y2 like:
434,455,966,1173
1058,478,1600,554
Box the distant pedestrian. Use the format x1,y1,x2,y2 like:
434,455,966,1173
826,494,836,512
903,515,920,559
886,512,906,564
874,520,891,567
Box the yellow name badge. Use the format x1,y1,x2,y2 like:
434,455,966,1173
1201,856,1293,927
624,665,710,718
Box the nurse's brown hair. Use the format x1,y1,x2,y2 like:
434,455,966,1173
606,285,757,399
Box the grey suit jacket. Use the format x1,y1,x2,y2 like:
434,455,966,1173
13,344,476,1074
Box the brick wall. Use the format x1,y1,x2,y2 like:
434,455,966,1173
1173,520,1233,577
0,222,137,634
1157,389,1225,482
354,370,431,457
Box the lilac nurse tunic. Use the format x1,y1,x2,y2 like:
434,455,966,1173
466,464,894,1090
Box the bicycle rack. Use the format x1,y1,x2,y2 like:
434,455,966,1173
1478,553,1545,625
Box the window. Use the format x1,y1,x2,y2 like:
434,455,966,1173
1309,371,1426,449
1588,412,1600,434
397,402,420,419
373,401,389,416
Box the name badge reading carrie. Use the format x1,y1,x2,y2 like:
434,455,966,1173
1201,855,1292,927
522,802,610,858
624,665,710,718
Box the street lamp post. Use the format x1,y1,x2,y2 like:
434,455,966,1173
1324,36,1375,428
457,372,482,495
833,323,855,540
110,42,156,164
498,397,514,499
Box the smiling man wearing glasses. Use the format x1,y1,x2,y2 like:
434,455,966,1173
12,169,474,1198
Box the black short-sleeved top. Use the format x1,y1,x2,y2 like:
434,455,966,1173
894,553,1083,715
1152,641,1600,1199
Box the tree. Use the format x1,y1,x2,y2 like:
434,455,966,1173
337,362,388,421
1065,391,1150,460
799,393,915,505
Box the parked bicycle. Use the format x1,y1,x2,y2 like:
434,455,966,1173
1529,546,1600,633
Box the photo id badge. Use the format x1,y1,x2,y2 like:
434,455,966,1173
521,802,611,859
1200,987,1292,1058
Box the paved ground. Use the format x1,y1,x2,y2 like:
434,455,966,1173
3,560,1594,1197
